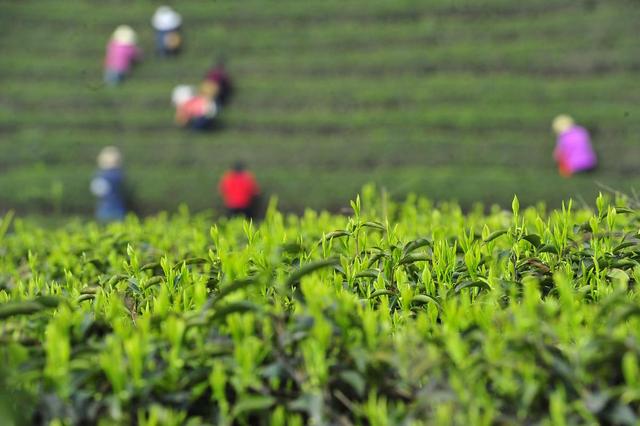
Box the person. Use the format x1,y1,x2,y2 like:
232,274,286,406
172,85,218,130
151,6,183,56
104,25,142,85
218,162,260,218
552,115,597,177
201,59,233,106
90,147,126,222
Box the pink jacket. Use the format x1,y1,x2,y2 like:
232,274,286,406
554,126,597,174
104,41,141,73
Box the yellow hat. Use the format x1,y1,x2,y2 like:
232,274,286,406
112,25,137,45
98,146,122,169
200,80,220,99
552,115,574,135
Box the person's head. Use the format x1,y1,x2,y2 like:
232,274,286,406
152,6,182,31
233,161,246,172
200,80,220,99
112,25,137,45
98,146,122,170
172,85,195,106
552,115,575,135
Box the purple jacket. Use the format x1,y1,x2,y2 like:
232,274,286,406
554,126,597,174
104,41,141,73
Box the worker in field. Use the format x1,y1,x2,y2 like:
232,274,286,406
151,5,183,56
90,147,126,222
219,162,260,218
201,58,233,106
104,25,142,85
172,85,218,130
552,115,597,177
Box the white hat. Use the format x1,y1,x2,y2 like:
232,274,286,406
152,6,182,31
98,146,122,169
112,25,137,45
552,114,575,135
172,85,195,106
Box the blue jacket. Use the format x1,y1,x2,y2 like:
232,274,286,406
91,168,126,221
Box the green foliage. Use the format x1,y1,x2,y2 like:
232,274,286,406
2,192,640,423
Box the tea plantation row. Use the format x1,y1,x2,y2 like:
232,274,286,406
1,0,640,214
2,189,640,424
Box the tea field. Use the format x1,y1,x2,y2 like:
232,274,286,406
2,189,640,424
1,0,640,215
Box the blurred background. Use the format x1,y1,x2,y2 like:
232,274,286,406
0,0,639,217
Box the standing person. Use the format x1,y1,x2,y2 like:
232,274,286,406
201,58,233,106
104,25,142,85
151,6,183,56
172,85,218,130
552,115,597,177
90,147,126,222
218,162,260,218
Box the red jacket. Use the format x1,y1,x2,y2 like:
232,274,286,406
219,171,259,209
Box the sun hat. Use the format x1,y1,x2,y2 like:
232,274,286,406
98,146,122,169
112,25,137,45
172,85,195,106
552,115,575,135
152,6,182,31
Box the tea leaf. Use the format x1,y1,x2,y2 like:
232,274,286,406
483,230,507,243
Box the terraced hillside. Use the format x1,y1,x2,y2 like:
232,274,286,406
1,0,639,215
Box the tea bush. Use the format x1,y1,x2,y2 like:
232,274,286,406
2,189,640,425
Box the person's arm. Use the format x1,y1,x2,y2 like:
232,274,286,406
218,176,227,197
553,137,565,163
558,156,572,177
175,105,189,126
128,45,142,65
250,175,260,195
90,176,111,197
553,141,571,176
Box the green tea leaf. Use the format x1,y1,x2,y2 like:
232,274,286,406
399,253,430,265
402,238,432,255
370,289,395,298
232,395,276,418
361,221,386,232
522,234,542,248
285,257,340,287
411,294,442,311
0,301,46,319
214,277,259,304
211,301,259,322
483,230,507,243
453,281,491,294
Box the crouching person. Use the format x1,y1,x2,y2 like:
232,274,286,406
552,115,597,177
172,85,218,130
151,6,183,56
201,58,233,106
218,162,260,219
104,25,142,85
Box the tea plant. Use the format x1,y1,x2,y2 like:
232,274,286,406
2,191,640,424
